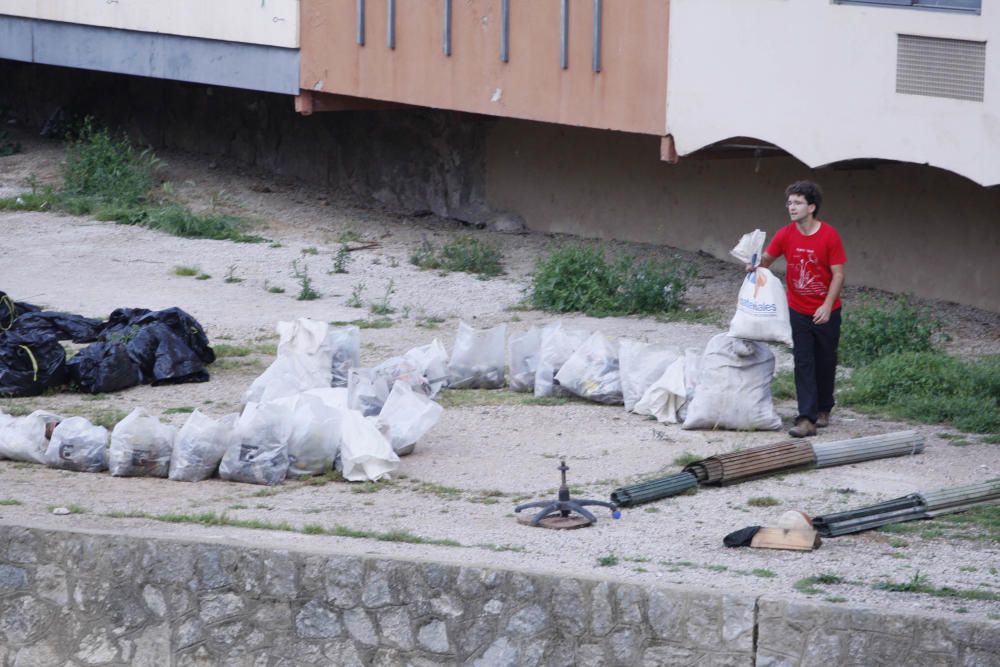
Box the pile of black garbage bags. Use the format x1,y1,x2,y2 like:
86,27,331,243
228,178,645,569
0,291,215,397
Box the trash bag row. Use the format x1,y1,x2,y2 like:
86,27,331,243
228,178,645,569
0,381,443,486
245,316,782,434
0,291,215,397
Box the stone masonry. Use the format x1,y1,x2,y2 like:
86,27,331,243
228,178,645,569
0,525,997,666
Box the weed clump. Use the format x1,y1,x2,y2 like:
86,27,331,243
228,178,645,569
531,246,696,317
0,118,262,242
411,236,503,278
840,297,943,368
840,352,1000,434
292,261,321,301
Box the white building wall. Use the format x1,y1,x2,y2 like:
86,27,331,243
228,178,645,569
0,0,299,48
666,0,999,186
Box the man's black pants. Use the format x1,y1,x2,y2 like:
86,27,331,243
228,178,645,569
790,307,841,424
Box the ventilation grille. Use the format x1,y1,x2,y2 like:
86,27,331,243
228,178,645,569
896,34,985,102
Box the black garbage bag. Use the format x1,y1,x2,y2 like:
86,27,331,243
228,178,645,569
67,341,144,394
723,526,761,548
0,290,40,331
0,336,68,397
5,311,104,343
97,307,214,386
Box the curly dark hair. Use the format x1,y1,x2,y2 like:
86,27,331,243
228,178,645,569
785,180,823,216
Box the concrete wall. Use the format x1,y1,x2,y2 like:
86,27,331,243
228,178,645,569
0,0,299,47
1,61,997,312
300,0,670,135
485,120,1000,312
667,0,999,187
1,524,998,666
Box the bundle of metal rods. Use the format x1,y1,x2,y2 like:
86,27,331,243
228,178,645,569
813,478,1000,537
609,431,926,508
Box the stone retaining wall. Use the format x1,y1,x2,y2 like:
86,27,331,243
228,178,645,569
1,525,997,666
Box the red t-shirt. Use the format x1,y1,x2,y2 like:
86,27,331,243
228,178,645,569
766,221,847,316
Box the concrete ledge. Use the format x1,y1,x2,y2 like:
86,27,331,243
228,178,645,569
0,17,300,94
1,524,996,666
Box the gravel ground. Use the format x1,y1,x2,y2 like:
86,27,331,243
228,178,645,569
1,135,999,622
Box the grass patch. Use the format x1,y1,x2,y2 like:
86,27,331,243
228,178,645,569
751,569,777,578
771,370,796,401
672,452,701,467
530,245,696,317
840,297,943,368
0,499,23,506
596,554,619,567
877,507,1000,543
0,121,262,242
213,344,254,358
840,352,1000,434
873,572,1000,602
104,510,462,546
330,317,394,330
162,406,195,415
85,409,128,430
0,404,31,417
747,496,781,507
174,265,200,277
412,481,464,499
416,315,447,329
794,573,845,595
411,236,504,278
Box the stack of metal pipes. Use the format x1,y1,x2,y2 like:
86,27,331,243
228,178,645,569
610,431,925,508
813,478,1000,536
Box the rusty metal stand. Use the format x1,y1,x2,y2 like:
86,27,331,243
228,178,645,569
515,460,620,528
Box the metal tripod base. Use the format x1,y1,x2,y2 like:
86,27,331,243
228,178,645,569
514,459,619,529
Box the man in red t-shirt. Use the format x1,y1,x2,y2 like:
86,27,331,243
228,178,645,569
747,180,847,437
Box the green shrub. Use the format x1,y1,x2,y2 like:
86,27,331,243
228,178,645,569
840,298,942,368
411,236,503,278
0,118,261,243
63,119,157,206
840,352,1000,434
531,246,695,317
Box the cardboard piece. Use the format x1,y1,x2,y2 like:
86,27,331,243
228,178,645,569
750,527,821,551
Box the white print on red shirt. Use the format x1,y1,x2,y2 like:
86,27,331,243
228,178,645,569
791,249,828,298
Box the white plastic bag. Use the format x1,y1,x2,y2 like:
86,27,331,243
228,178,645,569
619,339,679,412
329,325,361,388
338,409,399,482
403,339,449,398
508,328,542,393
279,393,342,478
730,229,767,265
448,321,507,389
729,267,793,346
555,332,623,404
244,318,337,404
376,381,444,456
169,410,238,482
535,323,590,397
0,410,59,463
348,368,390,417
45,416,108,473
682,334,782,431
109,408,176,477
220,402,292,485
633,357,687,423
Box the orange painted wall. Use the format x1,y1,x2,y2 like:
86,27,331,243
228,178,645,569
300,0,669,135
